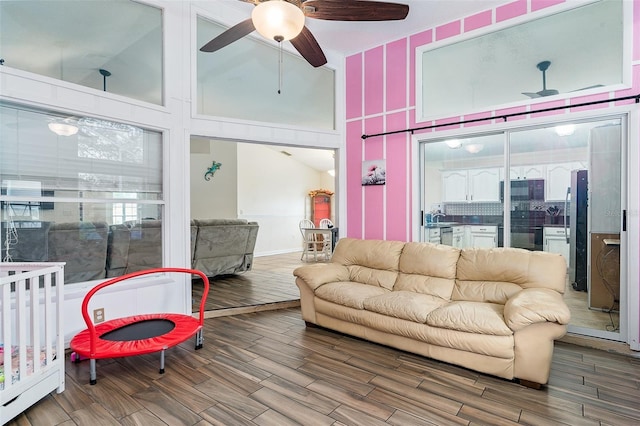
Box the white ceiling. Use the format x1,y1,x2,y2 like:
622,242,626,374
213,0,511,56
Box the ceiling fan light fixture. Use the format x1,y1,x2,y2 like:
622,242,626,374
445,139,462,149
252,0,305,42
555,124,576,136
465,144,483,154
48,120,78,136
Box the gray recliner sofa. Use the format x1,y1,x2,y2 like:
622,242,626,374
191,219,259,277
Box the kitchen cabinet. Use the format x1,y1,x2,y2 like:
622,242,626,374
442,168,500,202
468,225,497,248
427,227,441,244
441,170,468,202
545,162,585,201
452,226,465,248
544,227,570,267
502,165,545,180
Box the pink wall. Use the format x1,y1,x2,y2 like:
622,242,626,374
345,0,640,244
345,0,640,345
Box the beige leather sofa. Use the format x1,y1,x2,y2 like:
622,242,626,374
293,238,571,387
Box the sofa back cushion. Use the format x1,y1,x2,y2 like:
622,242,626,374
331,238,403,290
453,247,567,304
395,242,460,300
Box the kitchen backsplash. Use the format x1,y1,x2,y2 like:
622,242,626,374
444,201,566,217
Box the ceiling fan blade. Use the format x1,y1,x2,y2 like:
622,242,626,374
303,0,409,21
571,84,604,92
522,92,541,99
200,19,255,53
290,26,327,67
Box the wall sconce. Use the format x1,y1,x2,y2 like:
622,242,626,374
204,161,222,181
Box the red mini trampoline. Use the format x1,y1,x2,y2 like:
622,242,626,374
70,267,210,385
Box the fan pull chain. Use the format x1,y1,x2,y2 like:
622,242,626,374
278,40,283,95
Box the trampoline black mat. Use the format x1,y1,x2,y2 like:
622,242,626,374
101,319,176,341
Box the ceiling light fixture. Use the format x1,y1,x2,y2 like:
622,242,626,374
252,0,305,42
555,124,576,136
445,139,462,149
465,144,483,154
48,120,78,136
327,169,335,177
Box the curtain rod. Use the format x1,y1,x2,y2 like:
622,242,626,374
361,93,640,140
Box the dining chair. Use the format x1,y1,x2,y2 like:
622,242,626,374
299,219,318,261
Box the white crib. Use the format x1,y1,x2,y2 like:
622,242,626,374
1,262,65,424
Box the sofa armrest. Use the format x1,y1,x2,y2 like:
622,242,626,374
504,288,571,331
293,263,350,291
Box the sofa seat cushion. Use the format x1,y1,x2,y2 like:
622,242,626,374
314,300,515,359
426,301,513,336
363,291,447,323
314,282,388,310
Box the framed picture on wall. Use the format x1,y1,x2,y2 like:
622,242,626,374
362,160,386,186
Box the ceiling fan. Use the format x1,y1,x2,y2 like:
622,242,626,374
200,0,410,68
522,60,603,99
522,60,559,98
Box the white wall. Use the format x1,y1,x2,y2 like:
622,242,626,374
237,143,331,256
190,138,238,219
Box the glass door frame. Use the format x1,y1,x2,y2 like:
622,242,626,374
416,110,633,344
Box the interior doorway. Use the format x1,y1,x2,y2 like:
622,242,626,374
189,136,336,312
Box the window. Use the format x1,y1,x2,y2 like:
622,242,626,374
0,1,163,105
418,0,624,120
196,16,335,130
0,104,164,284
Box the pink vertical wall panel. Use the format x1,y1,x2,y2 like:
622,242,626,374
346,54,363,120
364,116,384,240
496,0,528,22
635,0,640,60
386,39,407,112
364,47,384,116
385,111,409,241
346,120,364,239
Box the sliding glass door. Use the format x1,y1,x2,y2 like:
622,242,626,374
419,115,626,340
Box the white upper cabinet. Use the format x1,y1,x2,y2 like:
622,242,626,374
545,162,585,201
443,168,500,202
442,170,469,202
500,165,545,181
468,168,500,202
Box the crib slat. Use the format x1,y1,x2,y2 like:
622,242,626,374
30,276,40,375
1,282,11,391
16,278,27,385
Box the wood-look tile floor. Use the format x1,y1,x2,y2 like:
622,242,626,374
8,308,640,425
192,252,308,313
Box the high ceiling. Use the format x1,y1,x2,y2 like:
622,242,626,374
210,0,511,57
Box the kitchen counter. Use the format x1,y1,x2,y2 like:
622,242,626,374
425,222,460,228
